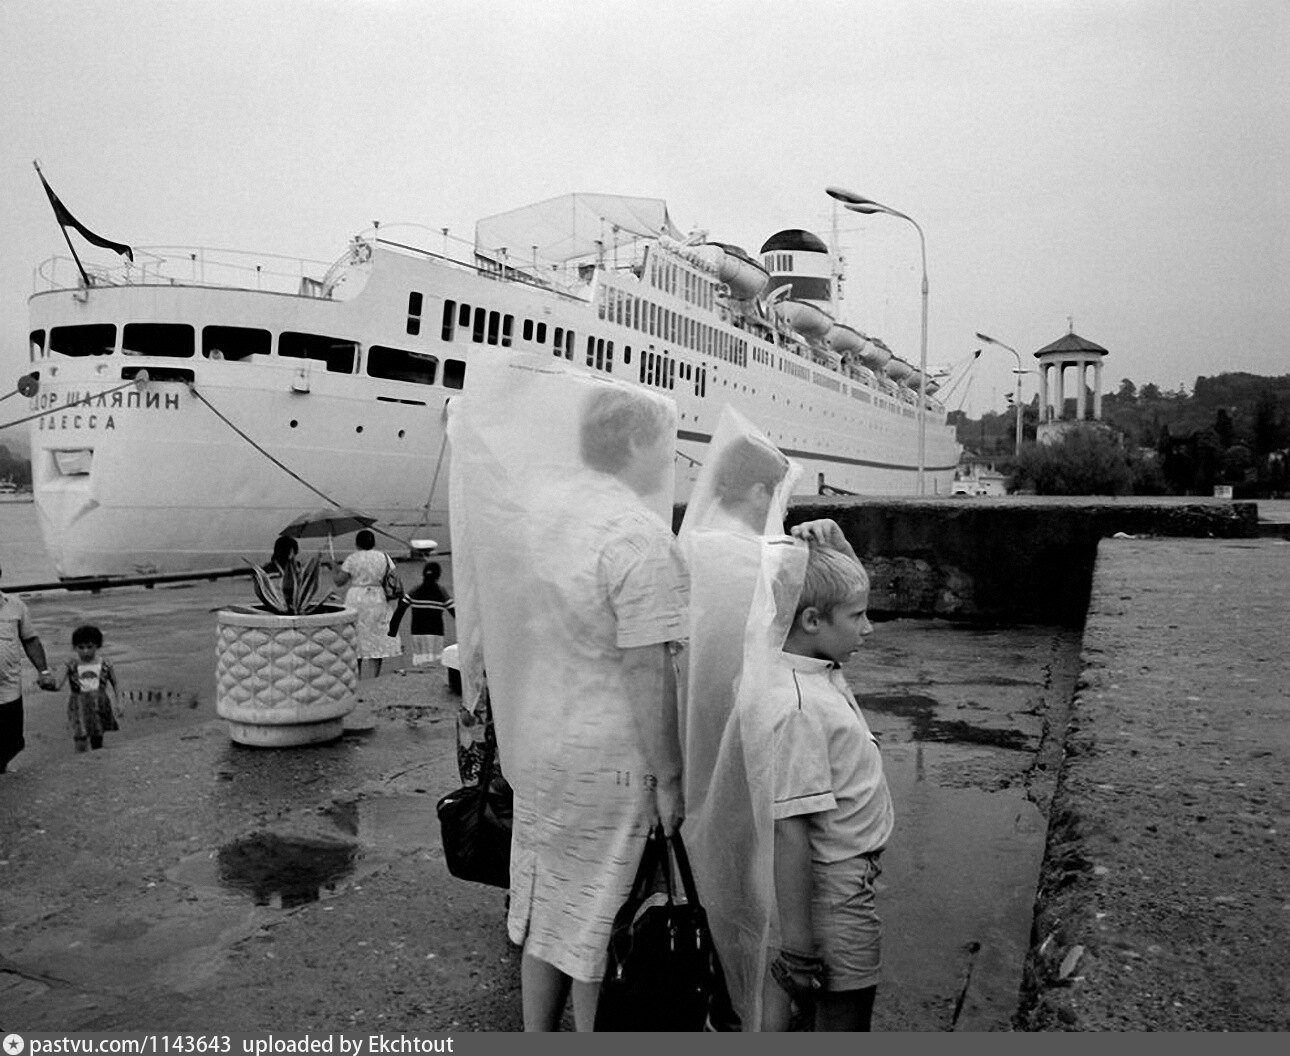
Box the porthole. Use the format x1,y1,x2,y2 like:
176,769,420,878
289,420,298,428
398,429,406,439
356,425,364,434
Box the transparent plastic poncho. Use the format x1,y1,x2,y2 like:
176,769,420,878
677,406,806,1030
446,352,680,795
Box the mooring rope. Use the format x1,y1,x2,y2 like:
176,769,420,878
186,383,406,550
417,413,449,532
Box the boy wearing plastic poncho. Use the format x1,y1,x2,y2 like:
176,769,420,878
446,354,687,1031
676,407,806,1031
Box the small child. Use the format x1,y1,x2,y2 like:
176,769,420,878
55,624,122,753
388,561,455,667
762,520,894,1032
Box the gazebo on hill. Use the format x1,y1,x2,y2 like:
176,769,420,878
1035,329,1111,444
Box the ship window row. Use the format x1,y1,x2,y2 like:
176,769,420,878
595,286,746,367
440,300,514,347
547,326,577,360
584,336,615,373
766,253,794,273
778,355,811,382
812,372,843,393
646,253,714,311
38,323,466,390
639,349,676,391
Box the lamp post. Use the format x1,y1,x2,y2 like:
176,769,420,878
826,187,928,496
975,332,1025,456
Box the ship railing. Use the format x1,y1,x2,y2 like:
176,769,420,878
33,246,338,298
377,235,590,303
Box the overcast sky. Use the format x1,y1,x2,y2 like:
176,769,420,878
2,0,1286,426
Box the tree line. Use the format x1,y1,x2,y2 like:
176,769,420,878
0,441,31,487
950,372,1290,497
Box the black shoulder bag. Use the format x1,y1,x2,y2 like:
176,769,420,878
435,733,513,888
595,824,739,1032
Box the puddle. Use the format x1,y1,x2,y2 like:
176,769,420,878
168,793,438,908
216,832,358,909
876,744,1049,1030
857,693,1034,751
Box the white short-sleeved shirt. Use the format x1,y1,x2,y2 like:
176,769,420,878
0,591,38,705
771,651,894,861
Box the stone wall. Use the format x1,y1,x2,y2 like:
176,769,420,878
676,496,1259,627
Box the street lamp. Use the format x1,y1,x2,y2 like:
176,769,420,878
975,332,1025,456
826,187,929,495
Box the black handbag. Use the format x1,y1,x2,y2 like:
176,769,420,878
595,824,739,1032
435,734,513,888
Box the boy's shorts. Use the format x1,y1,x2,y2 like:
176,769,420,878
812,850,883,992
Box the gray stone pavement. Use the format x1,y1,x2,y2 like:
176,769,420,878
1019,535,1290,1030
1,604,1077,1033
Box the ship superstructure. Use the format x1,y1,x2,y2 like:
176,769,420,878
22,192,960,578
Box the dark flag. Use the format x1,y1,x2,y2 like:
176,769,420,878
33,161,133,263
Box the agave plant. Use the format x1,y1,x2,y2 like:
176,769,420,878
246,552,329,615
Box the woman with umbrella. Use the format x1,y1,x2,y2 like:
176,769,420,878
332,528,404,680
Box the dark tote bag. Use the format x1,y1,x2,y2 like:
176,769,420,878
435,735,513,888
595,824,739,1032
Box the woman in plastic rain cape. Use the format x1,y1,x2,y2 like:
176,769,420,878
446,353,688,1031
677,406,806,1031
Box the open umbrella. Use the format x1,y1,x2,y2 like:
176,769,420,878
281,507,377,564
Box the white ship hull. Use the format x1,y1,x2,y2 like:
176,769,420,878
22,194,960,579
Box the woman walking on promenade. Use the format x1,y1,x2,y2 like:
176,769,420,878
333,529,403,679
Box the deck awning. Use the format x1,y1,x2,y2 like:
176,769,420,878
474,193,680,265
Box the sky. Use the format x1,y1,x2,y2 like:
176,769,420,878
1,0,1286,438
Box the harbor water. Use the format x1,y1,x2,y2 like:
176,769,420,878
2,498,1082,1030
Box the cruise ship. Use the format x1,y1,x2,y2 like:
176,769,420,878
20,192,961,579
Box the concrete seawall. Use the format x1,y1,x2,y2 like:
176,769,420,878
779,495,1259,626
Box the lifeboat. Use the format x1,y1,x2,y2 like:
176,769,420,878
885,358,914,383
858,341,892,372
695,242,770,299
776,299,833,340
826,323,867,359
924,378,940,396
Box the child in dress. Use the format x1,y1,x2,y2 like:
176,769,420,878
55,624,122,753
388,561,455,667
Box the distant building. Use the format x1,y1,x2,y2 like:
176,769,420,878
1034,329,1112,445
954,451,1009,496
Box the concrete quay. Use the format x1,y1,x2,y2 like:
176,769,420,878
1017,534,1289,1030
2,496,1287,1032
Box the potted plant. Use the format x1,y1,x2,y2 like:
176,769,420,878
215,553,359,747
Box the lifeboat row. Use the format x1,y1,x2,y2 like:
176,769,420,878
666,239,938,396
824,324,933,389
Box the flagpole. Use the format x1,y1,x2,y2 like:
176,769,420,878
33,161,92,288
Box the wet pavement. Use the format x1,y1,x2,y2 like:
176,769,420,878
1,573,1080,1032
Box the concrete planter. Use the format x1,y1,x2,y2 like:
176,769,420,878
215,604,359,747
